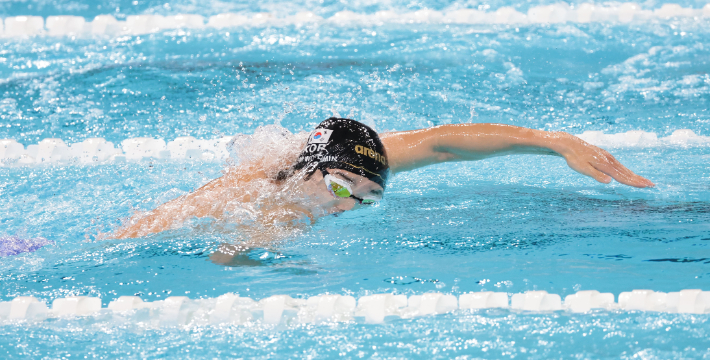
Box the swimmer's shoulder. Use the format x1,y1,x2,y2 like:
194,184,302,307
380,128,441,174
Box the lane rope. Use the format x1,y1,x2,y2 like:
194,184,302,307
1,289,708,326
1,129,708,167
0,3,709,39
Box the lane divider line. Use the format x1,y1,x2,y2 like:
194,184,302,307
1,289,708,326
1,129,708,167
0,3,709,38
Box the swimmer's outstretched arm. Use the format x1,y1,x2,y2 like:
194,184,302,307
380,123,654,188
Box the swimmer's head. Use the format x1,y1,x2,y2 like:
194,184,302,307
292,118,390,190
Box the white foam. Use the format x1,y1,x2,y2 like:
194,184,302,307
2,289,708,327
1,3,709,38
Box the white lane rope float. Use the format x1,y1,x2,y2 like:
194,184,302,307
0,3,709,39
1,129,708,167
1,289,709,327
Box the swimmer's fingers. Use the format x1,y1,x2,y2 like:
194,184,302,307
560,134,654,188
567,158,612,184
589,151,655,188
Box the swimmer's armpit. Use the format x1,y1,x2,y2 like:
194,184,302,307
380,123,654,188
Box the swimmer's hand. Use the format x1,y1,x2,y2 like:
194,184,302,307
554,133,655,188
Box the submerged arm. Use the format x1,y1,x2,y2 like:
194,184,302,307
380,123,654,188
110,176,229,239
110,168,261,239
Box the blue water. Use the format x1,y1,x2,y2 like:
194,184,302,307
1,0,710,358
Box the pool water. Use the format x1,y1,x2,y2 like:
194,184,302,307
1,0,710,358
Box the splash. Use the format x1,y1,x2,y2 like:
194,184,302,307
108,125,314,243
0,235,53,257
226,124,308,178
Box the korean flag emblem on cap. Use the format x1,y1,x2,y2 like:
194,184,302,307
308,129,333,144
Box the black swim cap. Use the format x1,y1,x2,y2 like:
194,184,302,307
293,118,389,189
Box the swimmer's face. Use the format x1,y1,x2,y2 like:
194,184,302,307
301,168,384,216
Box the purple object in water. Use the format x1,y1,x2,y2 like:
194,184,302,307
0,235,54,256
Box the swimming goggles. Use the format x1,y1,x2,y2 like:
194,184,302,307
322,170,381,205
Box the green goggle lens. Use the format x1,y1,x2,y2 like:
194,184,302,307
329,181,352,198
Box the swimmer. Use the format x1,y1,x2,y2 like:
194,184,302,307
112,118,654,245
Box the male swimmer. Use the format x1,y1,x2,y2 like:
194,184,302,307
112,118,654,242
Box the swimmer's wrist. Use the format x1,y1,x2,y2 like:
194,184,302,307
544,131,579,158
497,128,568,157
